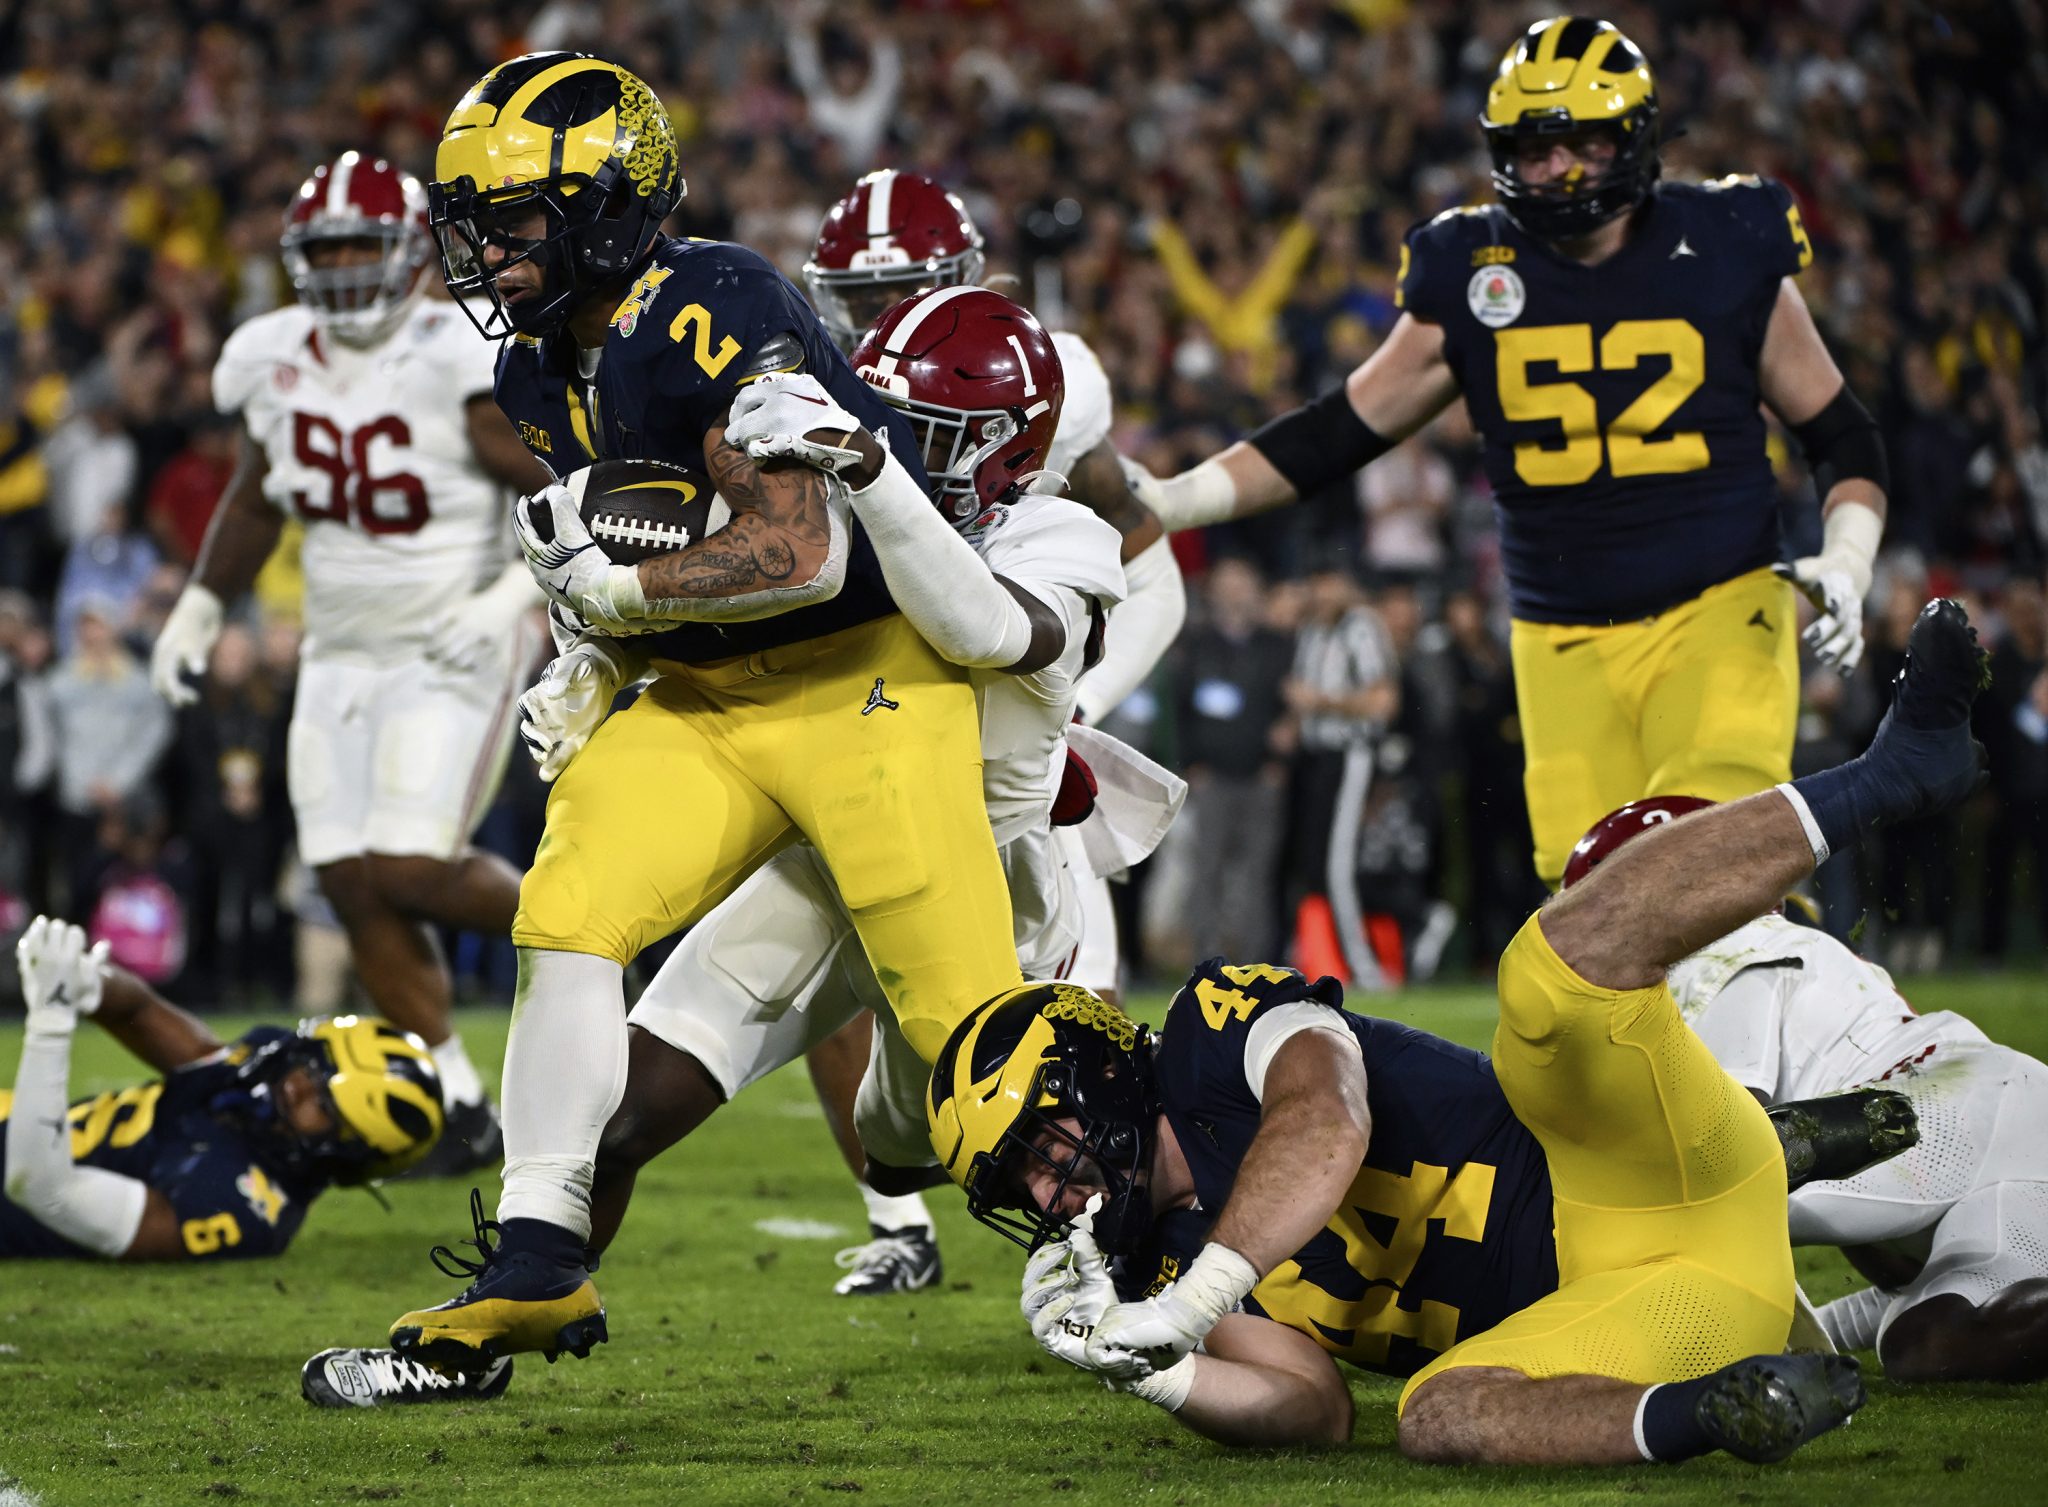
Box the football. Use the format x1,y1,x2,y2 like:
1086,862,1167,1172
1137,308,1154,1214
559,458,733,565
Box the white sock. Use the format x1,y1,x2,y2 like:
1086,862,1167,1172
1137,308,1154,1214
860,1184,933,1233
496,949,629,1238
429,1033,486,1109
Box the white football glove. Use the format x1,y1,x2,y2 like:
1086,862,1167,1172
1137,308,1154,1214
512,482,646,632
15,916,109,1038
1085,1241,1258,1375
518,638,635,782
1023,1203,1151,1383
1774,499,1882,677
148,584,224,707
424,565,540,676
726,373,868,474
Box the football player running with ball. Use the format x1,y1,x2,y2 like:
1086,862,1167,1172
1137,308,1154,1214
931,599,1988,1464
149,152,554,1172
797,172,1187,1294
1129,17,1888,886
1567,799,2048,1384
387,54,1023,1372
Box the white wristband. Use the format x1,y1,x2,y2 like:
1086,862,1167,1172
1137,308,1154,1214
1127,1354,1197,1411
1818,499,1883,598
1153,459,1240,533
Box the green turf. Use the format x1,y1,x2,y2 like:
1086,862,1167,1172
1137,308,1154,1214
3,974,2046,1506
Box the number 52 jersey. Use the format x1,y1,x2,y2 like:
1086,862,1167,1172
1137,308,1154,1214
1397,177,1814,626
212,300,510,664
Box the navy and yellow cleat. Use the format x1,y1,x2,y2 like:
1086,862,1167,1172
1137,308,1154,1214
1694,1352,1866,1464
1861,598,1992,819
388,1189,608,1372
1770,1087,1919,1193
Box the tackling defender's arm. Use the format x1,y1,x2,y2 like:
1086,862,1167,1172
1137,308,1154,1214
1138,314,1462,531
1067,435,1187,722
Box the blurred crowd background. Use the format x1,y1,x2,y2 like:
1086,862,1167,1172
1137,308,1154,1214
2,0,2046,1011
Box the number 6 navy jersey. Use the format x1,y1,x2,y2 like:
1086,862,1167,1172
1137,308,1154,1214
1128,960,1559,1380
0,1028,323,1260
1397,177,1814,626
491,234,928,664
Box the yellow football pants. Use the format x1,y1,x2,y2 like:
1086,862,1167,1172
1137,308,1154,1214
1511,567,1798,885
512,614,1022,1062
1399,913,1795,1410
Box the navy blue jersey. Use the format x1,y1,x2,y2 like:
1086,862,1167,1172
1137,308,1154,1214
0,1028,321,1259
493,235,926,661
1128,960,1558,1379
1398,178,1813,625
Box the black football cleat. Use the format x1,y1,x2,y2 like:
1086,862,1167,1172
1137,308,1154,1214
302,1346,513,1408
832,1223,943,1297
404,1098,505,1180
1771,1088,1919,1193
1859,598,1992,821
1694,1352,1866,1464
389,1189,607,1372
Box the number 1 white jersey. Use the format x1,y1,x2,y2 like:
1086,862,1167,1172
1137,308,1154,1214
213,299,510,664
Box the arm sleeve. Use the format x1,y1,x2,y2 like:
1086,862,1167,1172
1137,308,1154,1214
4,1026,150,1258
1077,535,1185,722
843,447,1035,668
1241,1000,1365,1102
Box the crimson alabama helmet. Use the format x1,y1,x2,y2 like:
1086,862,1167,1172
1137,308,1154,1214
1560,795,1716,888
281,151,433,347
805,170,986,350
850,286,1063,527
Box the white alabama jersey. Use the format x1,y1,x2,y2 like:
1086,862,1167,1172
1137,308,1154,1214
1045,331,1113,479
213,299,510,663
1668,914,1986,1102
965,494,1126,845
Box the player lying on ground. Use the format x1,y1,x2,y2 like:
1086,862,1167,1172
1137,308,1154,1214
389,53,1025,1372
1127,16,1890,886
3,917,443,1260
150,152,551,1174
796,171,1185,1297
927,599,1990,1464
1568,798,2048,1383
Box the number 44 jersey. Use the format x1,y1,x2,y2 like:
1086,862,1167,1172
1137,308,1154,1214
1128,960,1559,1380
213,299,509,663
1397,177,1813,626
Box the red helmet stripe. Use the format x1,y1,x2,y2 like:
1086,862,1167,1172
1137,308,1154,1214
865,169,897,240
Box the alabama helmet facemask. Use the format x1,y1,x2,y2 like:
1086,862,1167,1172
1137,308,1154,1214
927,983,1160,1256
211,1016,445,1185
849,286,1063,528
280,152,433,348
1482,17,1661,244
805,170,987,352
431,51,682,340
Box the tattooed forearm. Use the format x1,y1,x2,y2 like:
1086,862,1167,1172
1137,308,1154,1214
638,512,801,599
632,426,833,604
703,428,832,545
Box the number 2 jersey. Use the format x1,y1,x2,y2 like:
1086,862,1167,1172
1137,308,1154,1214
492,235,927,664
1123,961,1559,1379
0,1028,323,1260
213,298,512,664
1396,178,1813,625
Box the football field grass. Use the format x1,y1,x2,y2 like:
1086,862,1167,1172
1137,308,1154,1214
3,973,2046,1507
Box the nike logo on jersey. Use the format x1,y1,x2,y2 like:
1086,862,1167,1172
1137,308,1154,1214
1671,237,1698,258
861,678,900,715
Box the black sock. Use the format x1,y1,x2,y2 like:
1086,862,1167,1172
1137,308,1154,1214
1785,756,1886,861
497,1217,587,1267
1637,1376,1719,1462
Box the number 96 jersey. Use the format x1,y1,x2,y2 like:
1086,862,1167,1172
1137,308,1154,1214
213,300,509,663
1398,177,1813,626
